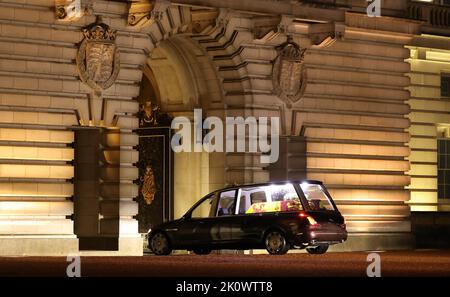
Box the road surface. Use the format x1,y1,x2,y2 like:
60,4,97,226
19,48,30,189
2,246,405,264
0,250,449,277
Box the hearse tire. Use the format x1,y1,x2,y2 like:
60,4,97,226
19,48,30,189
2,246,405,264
264,230,290,255
149,232,172,255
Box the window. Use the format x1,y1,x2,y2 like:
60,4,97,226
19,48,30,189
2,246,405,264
442,73,450,97
438,139,450,199
300,183,335,211
191,194,218,218
216,190,236,216
239,183,302,214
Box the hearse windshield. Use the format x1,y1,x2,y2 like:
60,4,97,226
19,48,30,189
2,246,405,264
240,183,303,214
300,183,335,211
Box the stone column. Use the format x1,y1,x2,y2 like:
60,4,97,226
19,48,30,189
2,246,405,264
101,128,141,255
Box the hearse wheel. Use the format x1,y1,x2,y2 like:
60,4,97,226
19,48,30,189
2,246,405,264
306,245,329,255
264,230,290,255
149,232,172,255
193,248,212,255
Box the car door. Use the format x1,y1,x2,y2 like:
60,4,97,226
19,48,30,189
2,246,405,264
178,193,221,247
233,184,303,245
214,189,238,247
231,186,268,245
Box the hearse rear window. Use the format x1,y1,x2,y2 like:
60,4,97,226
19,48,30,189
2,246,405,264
238,183,303,214
300,183,335,211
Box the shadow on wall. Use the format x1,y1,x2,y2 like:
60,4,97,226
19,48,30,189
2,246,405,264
411,212,450,249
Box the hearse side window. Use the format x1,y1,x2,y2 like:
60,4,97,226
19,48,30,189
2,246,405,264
250,191,266,204
300,183,335,211
217,190,236,216
236,190,267,215
239,184,303,214
191,194,217,219
208,193,219,217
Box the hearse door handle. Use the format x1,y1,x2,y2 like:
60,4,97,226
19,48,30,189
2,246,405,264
195,221,205,227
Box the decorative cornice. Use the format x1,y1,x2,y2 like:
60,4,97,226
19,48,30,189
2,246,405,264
55,0,83,21
308,22,337,48
408,0,450,36
190,8,219,34
128,0,171,27
252,16,282,39
55,0,94,21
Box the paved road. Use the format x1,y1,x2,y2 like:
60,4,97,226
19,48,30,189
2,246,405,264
0,250,450,277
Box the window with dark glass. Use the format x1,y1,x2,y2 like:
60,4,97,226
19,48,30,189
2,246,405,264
438,139,450,199
442,73,450,97
216,190,237,216
191,194,218,218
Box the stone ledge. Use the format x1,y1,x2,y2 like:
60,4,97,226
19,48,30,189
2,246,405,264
329,233,414,252
0,236,78,256
0,236,144,256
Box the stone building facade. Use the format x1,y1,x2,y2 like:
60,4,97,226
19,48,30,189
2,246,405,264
0,0,448,255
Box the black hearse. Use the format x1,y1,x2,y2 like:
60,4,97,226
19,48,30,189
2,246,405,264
148,180,347,255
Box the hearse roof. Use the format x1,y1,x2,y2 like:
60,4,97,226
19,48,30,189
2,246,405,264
219,180,323,191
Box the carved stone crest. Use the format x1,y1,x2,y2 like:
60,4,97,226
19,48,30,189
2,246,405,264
76,17,120,92
272,37,307,105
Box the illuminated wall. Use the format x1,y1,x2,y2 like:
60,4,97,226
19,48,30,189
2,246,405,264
0,0,447,255
0,1,146,255
293,13,418,250
407,35,450,212
0,127,76,255
170,10,420,250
